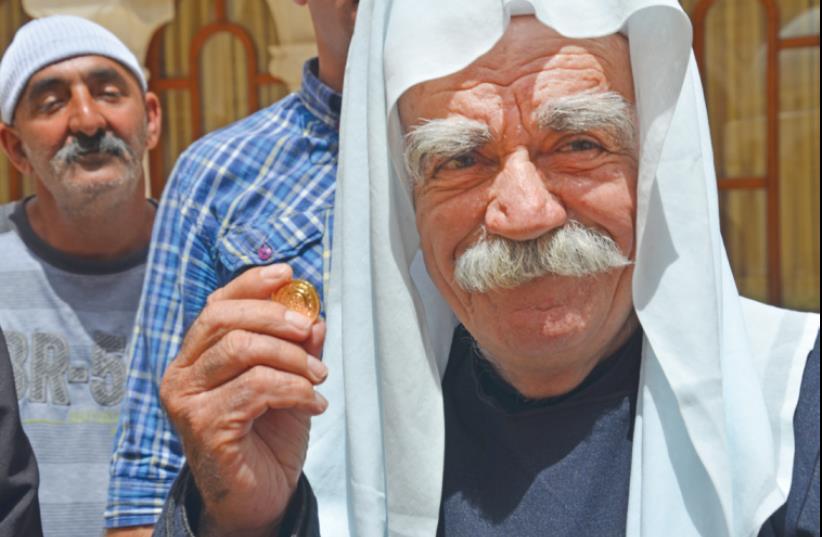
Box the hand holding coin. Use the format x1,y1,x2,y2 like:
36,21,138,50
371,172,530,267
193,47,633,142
161,264,327,535
272,279,321,323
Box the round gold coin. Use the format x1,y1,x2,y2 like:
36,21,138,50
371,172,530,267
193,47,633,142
272,279,321,322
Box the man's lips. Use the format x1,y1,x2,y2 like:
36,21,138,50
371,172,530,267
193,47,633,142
69,152,117,168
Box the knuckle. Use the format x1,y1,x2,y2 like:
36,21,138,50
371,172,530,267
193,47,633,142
243,365,273,394
222,329,254,360
160,377,187,422
267,336,290,362
197,304,220,330
280,374,313,400
206,288,223,304
159,368,180,407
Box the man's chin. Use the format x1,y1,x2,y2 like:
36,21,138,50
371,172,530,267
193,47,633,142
466,274,601,337
468,306,593,371
51,170,137,208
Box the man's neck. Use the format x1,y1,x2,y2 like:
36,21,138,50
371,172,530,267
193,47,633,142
25,189,155,261
316,46,345,93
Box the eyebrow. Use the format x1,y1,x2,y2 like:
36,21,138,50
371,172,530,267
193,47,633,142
404,116,492,184
534,91,637,152
84,67,130,89
25,77,66,107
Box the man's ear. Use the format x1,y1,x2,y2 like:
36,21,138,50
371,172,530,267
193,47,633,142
143,92,162,151
0,124,33,175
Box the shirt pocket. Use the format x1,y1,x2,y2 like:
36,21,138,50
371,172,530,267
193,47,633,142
216,210,326,280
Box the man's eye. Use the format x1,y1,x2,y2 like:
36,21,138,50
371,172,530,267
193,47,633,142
441,153,478,171
562,139,604,153
99,89,122,100
38,98,63,113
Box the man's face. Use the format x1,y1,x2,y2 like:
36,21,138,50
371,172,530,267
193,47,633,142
0,55,160,214
399,18,639,393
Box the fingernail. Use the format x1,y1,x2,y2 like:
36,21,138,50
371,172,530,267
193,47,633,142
285,310,312,330
314,391,328,411
261,264,289,281
308,355,328,382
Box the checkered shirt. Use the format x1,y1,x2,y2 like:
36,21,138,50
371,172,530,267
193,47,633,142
105,59,340,529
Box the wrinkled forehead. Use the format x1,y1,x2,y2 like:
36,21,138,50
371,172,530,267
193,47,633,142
383,2,692,191
397,17,633,129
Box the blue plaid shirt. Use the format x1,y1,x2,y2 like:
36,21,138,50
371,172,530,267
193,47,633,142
105,59,340,529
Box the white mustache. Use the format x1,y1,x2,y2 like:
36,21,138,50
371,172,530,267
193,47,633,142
454,220,631,293
51,131,135,168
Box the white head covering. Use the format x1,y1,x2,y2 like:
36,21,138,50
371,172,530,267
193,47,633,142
310,1,821,536
0,15,147,124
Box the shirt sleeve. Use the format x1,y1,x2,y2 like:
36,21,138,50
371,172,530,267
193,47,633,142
154,464,320,537
0,328,43,537
105,150,221,529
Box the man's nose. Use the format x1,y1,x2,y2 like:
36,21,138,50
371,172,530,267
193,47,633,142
66,88,106,136
484,150,566,241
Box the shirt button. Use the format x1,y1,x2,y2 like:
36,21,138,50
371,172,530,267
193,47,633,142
258,244,273,261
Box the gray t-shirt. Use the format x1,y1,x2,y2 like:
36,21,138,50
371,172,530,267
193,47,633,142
0,199,149,537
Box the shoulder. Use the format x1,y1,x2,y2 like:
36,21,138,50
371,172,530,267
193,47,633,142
162,92,329,208
173,93,308,180
160,93,337,234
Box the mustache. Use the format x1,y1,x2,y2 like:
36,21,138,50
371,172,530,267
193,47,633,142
51,130,136,167
454,220,632,293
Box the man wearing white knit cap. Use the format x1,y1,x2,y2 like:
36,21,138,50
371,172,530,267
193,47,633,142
154,1,818,536
0,15,160,537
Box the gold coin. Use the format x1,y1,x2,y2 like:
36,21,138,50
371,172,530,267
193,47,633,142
272,279,321,322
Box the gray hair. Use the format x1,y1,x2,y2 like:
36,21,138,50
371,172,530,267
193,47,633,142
534,91,637,153
454,220,631,293
403,116,491,185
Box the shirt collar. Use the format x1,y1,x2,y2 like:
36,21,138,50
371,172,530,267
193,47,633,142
299,58,342,128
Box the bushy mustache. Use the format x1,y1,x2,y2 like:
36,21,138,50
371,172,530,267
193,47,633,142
454,220,631,293
51,130,136,168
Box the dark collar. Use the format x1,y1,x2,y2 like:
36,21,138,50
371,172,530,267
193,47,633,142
464,326,644,414
9,196,153,275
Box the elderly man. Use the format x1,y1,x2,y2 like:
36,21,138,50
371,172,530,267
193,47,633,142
154,1,819,536
105,1,357,536
0,15,160,537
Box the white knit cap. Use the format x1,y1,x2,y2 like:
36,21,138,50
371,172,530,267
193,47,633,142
0,15,147,124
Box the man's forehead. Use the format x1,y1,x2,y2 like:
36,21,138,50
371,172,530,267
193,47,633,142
398,16,632,126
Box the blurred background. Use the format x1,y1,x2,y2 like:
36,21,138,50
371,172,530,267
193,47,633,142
1,0,819,312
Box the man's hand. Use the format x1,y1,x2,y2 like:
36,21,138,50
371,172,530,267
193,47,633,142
160,264,328,537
